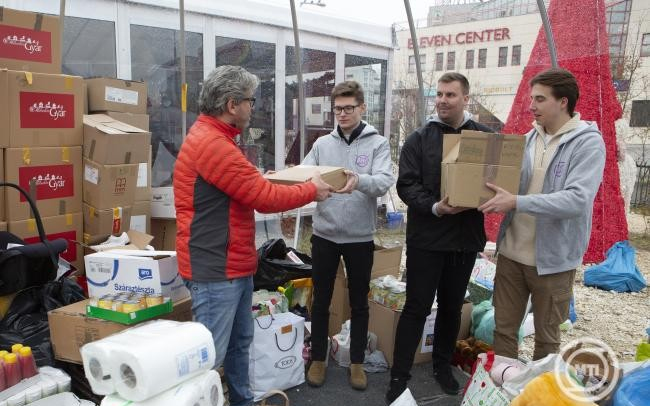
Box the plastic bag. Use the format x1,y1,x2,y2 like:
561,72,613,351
584,241,647,292
613,365,650,406
511,372,597,406
254,239,312,291
636,342,650,362
389,388,418,406
471,300,524,346
461,353,509,406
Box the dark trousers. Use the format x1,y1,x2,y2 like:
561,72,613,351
391,247,476,379
310,235,374,364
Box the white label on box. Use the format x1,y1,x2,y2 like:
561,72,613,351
130,214,146,233
421,310,437,353
105,86,139,106
84,164,99,185
137,162,148,187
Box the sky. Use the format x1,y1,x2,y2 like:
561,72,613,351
250,0,434,27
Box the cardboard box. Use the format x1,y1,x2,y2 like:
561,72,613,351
150,218,176,251
0,8,61,74
5,147,82,221
105,112,149,131
82,203,132,243
82,114,151,164
130,200,151,234
0,70,83,147
134,148,152,202
85,77,147,114
82,158,138,209
151,186,175,219
0,149,4,221
441,131,525,208
84,249,189,303
82,229,153,252
265,165,347,191
328,245,403,335
8,212,83,271
48,296,192,364
0,222,6,231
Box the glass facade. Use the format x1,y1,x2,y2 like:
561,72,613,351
345,54,388,134
62,16,116,78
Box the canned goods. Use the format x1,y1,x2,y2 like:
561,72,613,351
88,297,99,307
111,299,124,312
145,294,164,307
134,295,147,308
97,296,113,310
121,300,142,313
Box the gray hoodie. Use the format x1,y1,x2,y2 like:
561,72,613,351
496,120,606,275
303,122,395,243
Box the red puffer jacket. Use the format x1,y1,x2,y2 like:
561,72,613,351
173,114,316,282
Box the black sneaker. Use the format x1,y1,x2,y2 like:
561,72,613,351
433,366,460,395
385,377,408,404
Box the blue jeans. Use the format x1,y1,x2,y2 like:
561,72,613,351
185,276,254,406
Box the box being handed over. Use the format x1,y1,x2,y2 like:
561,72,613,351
441,130,525,208
84,249,189,302
265,165,347,191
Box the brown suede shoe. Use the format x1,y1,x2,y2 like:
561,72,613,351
349,363,367,390
307,361,327,387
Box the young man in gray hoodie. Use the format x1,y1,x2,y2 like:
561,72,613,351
478,68,606,360
303,80,395,390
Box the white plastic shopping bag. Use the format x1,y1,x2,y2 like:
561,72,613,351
461,355,509,406
249,312,305,402
389,388,418,406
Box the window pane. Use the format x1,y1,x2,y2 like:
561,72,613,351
285,47,335,166
435,52,443,71
216,37,276,171
62,16,116,78
408,55,415,73
345,54,388,136
466,49,474,69
131,25,203,187
498,46,508,67
511,45,521,66
630,100,650,127
447,51,455,70
478,48,487,68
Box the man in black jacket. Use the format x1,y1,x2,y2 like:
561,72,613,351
386,72,492,403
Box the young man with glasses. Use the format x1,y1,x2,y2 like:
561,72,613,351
303,80,395,391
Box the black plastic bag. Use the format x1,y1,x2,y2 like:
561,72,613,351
254,239,312,291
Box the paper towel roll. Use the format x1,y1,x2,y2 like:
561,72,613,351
101,370,222,406
110,322,216,401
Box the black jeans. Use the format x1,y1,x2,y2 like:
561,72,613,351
310,235,374,364
391,247,476,379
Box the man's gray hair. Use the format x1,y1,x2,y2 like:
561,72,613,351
199,65,259,116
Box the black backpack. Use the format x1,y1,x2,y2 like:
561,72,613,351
0,182,68,295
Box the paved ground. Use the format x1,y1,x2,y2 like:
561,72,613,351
261,362,470,406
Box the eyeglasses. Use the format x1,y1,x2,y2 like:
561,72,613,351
333,105,358,115
241,97,256,108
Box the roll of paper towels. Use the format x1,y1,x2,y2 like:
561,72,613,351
110,321,216,401
101,370,223,406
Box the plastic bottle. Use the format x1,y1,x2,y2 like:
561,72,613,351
0,353,5,391
3,353,21,387
10,344,22,354
18,347,37,379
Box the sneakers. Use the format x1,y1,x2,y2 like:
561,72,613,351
433,365,460,395
385,377,408,404
349,363,367,390
306,361,327,387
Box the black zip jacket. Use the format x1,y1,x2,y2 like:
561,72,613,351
397,117,493,252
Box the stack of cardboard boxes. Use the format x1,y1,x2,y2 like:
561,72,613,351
0,9,85,271
82,79,151,244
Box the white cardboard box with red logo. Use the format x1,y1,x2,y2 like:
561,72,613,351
0,8,61,74
8,212,83,272
4,146,82,222
0,70,83,147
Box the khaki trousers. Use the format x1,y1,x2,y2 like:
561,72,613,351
493,255,575,360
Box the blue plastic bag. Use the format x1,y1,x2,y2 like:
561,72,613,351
568,295,577,323
613,364,650,406
471,300,524,345
584,241,647,293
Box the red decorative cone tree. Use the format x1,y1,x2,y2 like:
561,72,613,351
484,0,627,263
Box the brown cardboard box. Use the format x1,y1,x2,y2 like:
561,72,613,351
85,77,147,114
130,200,151,234
8,212,83,271
48,296,192,364
82,203,132,243
150,218,176,251
369,300,472,366
5,147,82,221
82,158,138,209
83,114,151,165
0,70,84,147
328,245,403,335
134,148,152,202
0,149,4,221
0,8,61,74
151,186,175,219
441,131,525,208
265,165,347,191
105,112,149,131
0,222,6,231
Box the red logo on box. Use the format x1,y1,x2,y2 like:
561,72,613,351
114,177,127,195
25,230,77,263
20,92,75,128
18,164,74,201
0,25,52,63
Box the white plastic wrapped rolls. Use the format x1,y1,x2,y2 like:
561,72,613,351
100,370,223,406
